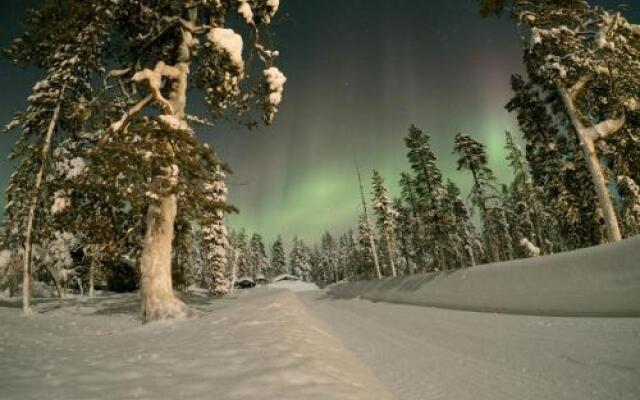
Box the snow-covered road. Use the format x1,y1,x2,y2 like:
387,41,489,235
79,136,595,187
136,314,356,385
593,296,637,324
297,291,640,400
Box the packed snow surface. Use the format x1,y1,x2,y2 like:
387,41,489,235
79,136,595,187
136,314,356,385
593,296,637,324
329,236,640,317
299,291,640,400
0,289,390,400
266,279,319,292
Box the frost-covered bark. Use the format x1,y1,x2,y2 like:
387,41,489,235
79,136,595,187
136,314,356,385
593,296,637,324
140,194,189,322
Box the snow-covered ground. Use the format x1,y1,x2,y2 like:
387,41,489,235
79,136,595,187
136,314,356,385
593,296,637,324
266,279,319,292
2,238,639,400
329,236,640,317
298,290,640,400
0,290,390,400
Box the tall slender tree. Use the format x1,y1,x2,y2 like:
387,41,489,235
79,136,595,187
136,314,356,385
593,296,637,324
453,133,500,262
371,171,399,277
355,162,382,279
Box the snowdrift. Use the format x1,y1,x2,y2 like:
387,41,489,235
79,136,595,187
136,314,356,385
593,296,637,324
0,289,391,400
328,237,640,317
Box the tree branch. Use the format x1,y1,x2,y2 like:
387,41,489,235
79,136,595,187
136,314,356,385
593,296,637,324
568,74,592,100
586,115,626,142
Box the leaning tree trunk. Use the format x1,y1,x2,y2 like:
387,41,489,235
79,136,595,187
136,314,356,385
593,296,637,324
22,88,64,314
557,83,623,243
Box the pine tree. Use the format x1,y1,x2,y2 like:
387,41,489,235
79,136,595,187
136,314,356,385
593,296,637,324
506,74,600,251
270,236,288,277
393,198,415,275
371,171,399,277
405,125,442,199
398,172,427,270
453,133,501,262
356,214,377,280
355,162,382,279
6,0,286,322
503,131,548,254
445,180,483,267
482,0,640,243
3,0,113,313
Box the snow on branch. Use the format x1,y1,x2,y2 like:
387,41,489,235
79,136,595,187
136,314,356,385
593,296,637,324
108,94,153,133
586,115,626,142
568,74,592,100
132,62,184,114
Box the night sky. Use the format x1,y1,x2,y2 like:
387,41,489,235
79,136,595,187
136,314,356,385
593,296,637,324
0,0,637,246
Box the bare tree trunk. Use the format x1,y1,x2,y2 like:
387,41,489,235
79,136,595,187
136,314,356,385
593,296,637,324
557,84,622,242
22,89,64,314
140,194,189,323
88,258,96,298
386,239,397,277
355,161,383,280
228,248,239,294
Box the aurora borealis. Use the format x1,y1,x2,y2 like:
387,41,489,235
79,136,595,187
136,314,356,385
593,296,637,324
1,0,637,246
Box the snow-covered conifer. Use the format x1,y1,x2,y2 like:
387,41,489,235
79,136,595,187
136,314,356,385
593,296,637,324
484,0,640,243
371,171,399,277
270,236,288,276
453,133,501,262
200,165,231,295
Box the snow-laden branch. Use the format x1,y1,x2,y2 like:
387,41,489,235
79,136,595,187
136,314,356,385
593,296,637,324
132,62,183,114
586,115,626,142
568,74,592,100
109,94,153,133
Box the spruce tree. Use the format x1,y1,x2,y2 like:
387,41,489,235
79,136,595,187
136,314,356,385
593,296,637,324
270,236,288,277
249,233,270,281
289,237,311,281
201,165,231,295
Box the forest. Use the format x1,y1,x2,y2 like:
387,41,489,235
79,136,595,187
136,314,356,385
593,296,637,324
0,0,638,322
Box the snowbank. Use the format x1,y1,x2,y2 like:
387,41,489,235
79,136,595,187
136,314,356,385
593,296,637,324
0,290,391,400
329,236,640,317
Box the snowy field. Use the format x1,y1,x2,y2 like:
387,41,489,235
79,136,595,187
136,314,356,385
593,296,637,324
0,289,390,400
2,239,640,400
